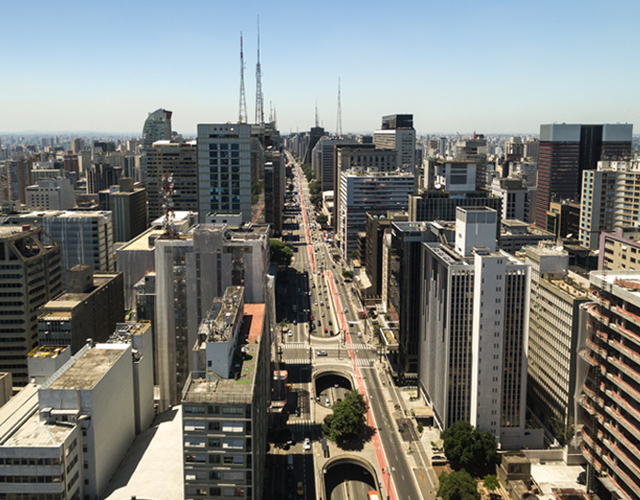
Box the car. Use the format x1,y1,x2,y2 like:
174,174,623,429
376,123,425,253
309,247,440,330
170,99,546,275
310,314,314,321
324,328,328,333
317,320,322,326
325,398,331,406
288,330,293,337
308,291,312,296
317,350,328,356
358,331,362,337
320,301,324,306
315,301,318,306
344,308,348,313
296,482,304,496
304,438,311,450
295,407,301,417
293,320,297,325
311,283,315,288
288,476,294,488
330,330,334,336
328,320,332,326
322,312,325,318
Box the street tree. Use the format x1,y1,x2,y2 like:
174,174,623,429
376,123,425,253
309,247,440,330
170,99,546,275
270,239,293,266
316,213,328,225
437,470,479,500
322,390,369,444
441,421,498,474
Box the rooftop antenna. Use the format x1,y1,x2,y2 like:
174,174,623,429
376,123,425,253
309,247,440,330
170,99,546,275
315,100,319,128
255,16,264,125
238,32,248,124
162,171,176,237
336,78,343,137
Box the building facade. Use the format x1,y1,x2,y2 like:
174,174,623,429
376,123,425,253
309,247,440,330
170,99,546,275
535,123,632,229
579,271,640,500
0,226,62,385
140,108,172,184
580,160,640,250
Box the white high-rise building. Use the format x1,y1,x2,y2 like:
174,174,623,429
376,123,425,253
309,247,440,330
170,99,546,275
580,159,640,250
197,124,252,223
420,207,539,449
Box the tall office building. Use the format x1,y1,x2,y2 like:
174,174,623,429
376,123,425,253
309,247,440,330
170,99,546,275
25,177,75,210
580,160,640,250
103,177,148,242
420,208,535,449
312,137,358,192
490,177,533,222
374,114,416,170
338,169,414,258
155,223,270,410
523,245,589,437
140,109,172,184
580,271,640,499
0,226,62,385
384,221,453,375
0,211,115,275
263,149,285,235
146,139,198,221
197,124,252,223
182,287,269,500
535,123,632,229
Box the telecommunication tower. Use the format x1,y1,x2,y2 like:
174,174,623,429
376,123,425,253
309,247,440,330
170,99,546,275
336,78,343,137
255,16,264,125
238,32,248,124
162,171,176,237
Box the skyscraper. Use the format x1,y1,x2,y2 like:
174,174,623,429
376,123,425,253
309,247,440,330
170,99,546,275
535,123,632,229
0,226,62,385
197,124,252,223
140,109,172,184
420,208,536,449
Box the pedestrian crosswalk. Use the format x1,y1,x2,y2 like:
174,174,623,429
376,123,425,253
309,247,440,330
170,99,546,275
287,419,316,434
284,359,312,365
348,343,369,350
354,358,372,367
282,342,371,351
282,343,309,349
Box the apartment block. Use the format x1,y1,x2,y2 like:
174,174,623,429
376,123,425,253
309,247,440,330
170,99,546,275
599,226,640,271
579,271,640,499
580,160,640,250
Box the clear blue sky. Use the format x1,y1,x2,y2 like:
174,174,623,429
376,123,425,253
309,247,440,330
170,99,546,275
1,0,639,136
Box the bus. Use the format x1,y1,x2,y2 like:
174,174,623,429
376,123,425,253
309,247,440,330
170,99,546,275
367,491,380,500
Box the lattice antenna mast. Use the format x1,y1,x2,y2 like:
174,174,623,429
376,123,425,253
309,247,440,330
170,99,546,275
315,100,319,128
336,78,343,137
162,171,176,237
255,16,264,125
238,32,248,124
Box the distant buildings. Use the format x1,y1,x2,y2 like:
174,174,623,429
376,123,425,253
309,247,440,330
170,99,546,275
140,109,173,184
101,177,148,243
0,226,62,385
25,177,75,210
535,123,632,229
374,114,416,170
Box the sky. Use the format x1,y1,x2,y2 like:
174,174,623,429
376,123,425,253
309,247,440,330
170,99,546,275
1,0,639,136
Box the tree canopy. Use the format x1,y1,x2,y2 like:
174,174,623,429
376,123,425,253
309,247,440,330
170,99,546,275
270,239,293,266
322,390,369,444
316,213,328,225
437,470,479,500
441,421,498,474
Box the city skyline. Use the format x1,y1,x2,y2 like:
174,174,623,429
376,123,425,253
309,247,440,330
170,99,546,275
1,0,639,135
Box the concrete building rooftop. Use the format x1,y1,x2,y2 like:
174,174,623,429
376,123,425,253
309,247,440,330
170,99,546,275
28,346,68,359
183,303,265,404
46,345,128,391
530,461,586,500
0,385,39,444
2,411,75,447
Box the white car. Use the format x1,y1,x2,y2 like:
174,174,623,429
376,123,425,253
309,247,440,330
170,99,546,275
288,330,293,337
304,438,311,450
